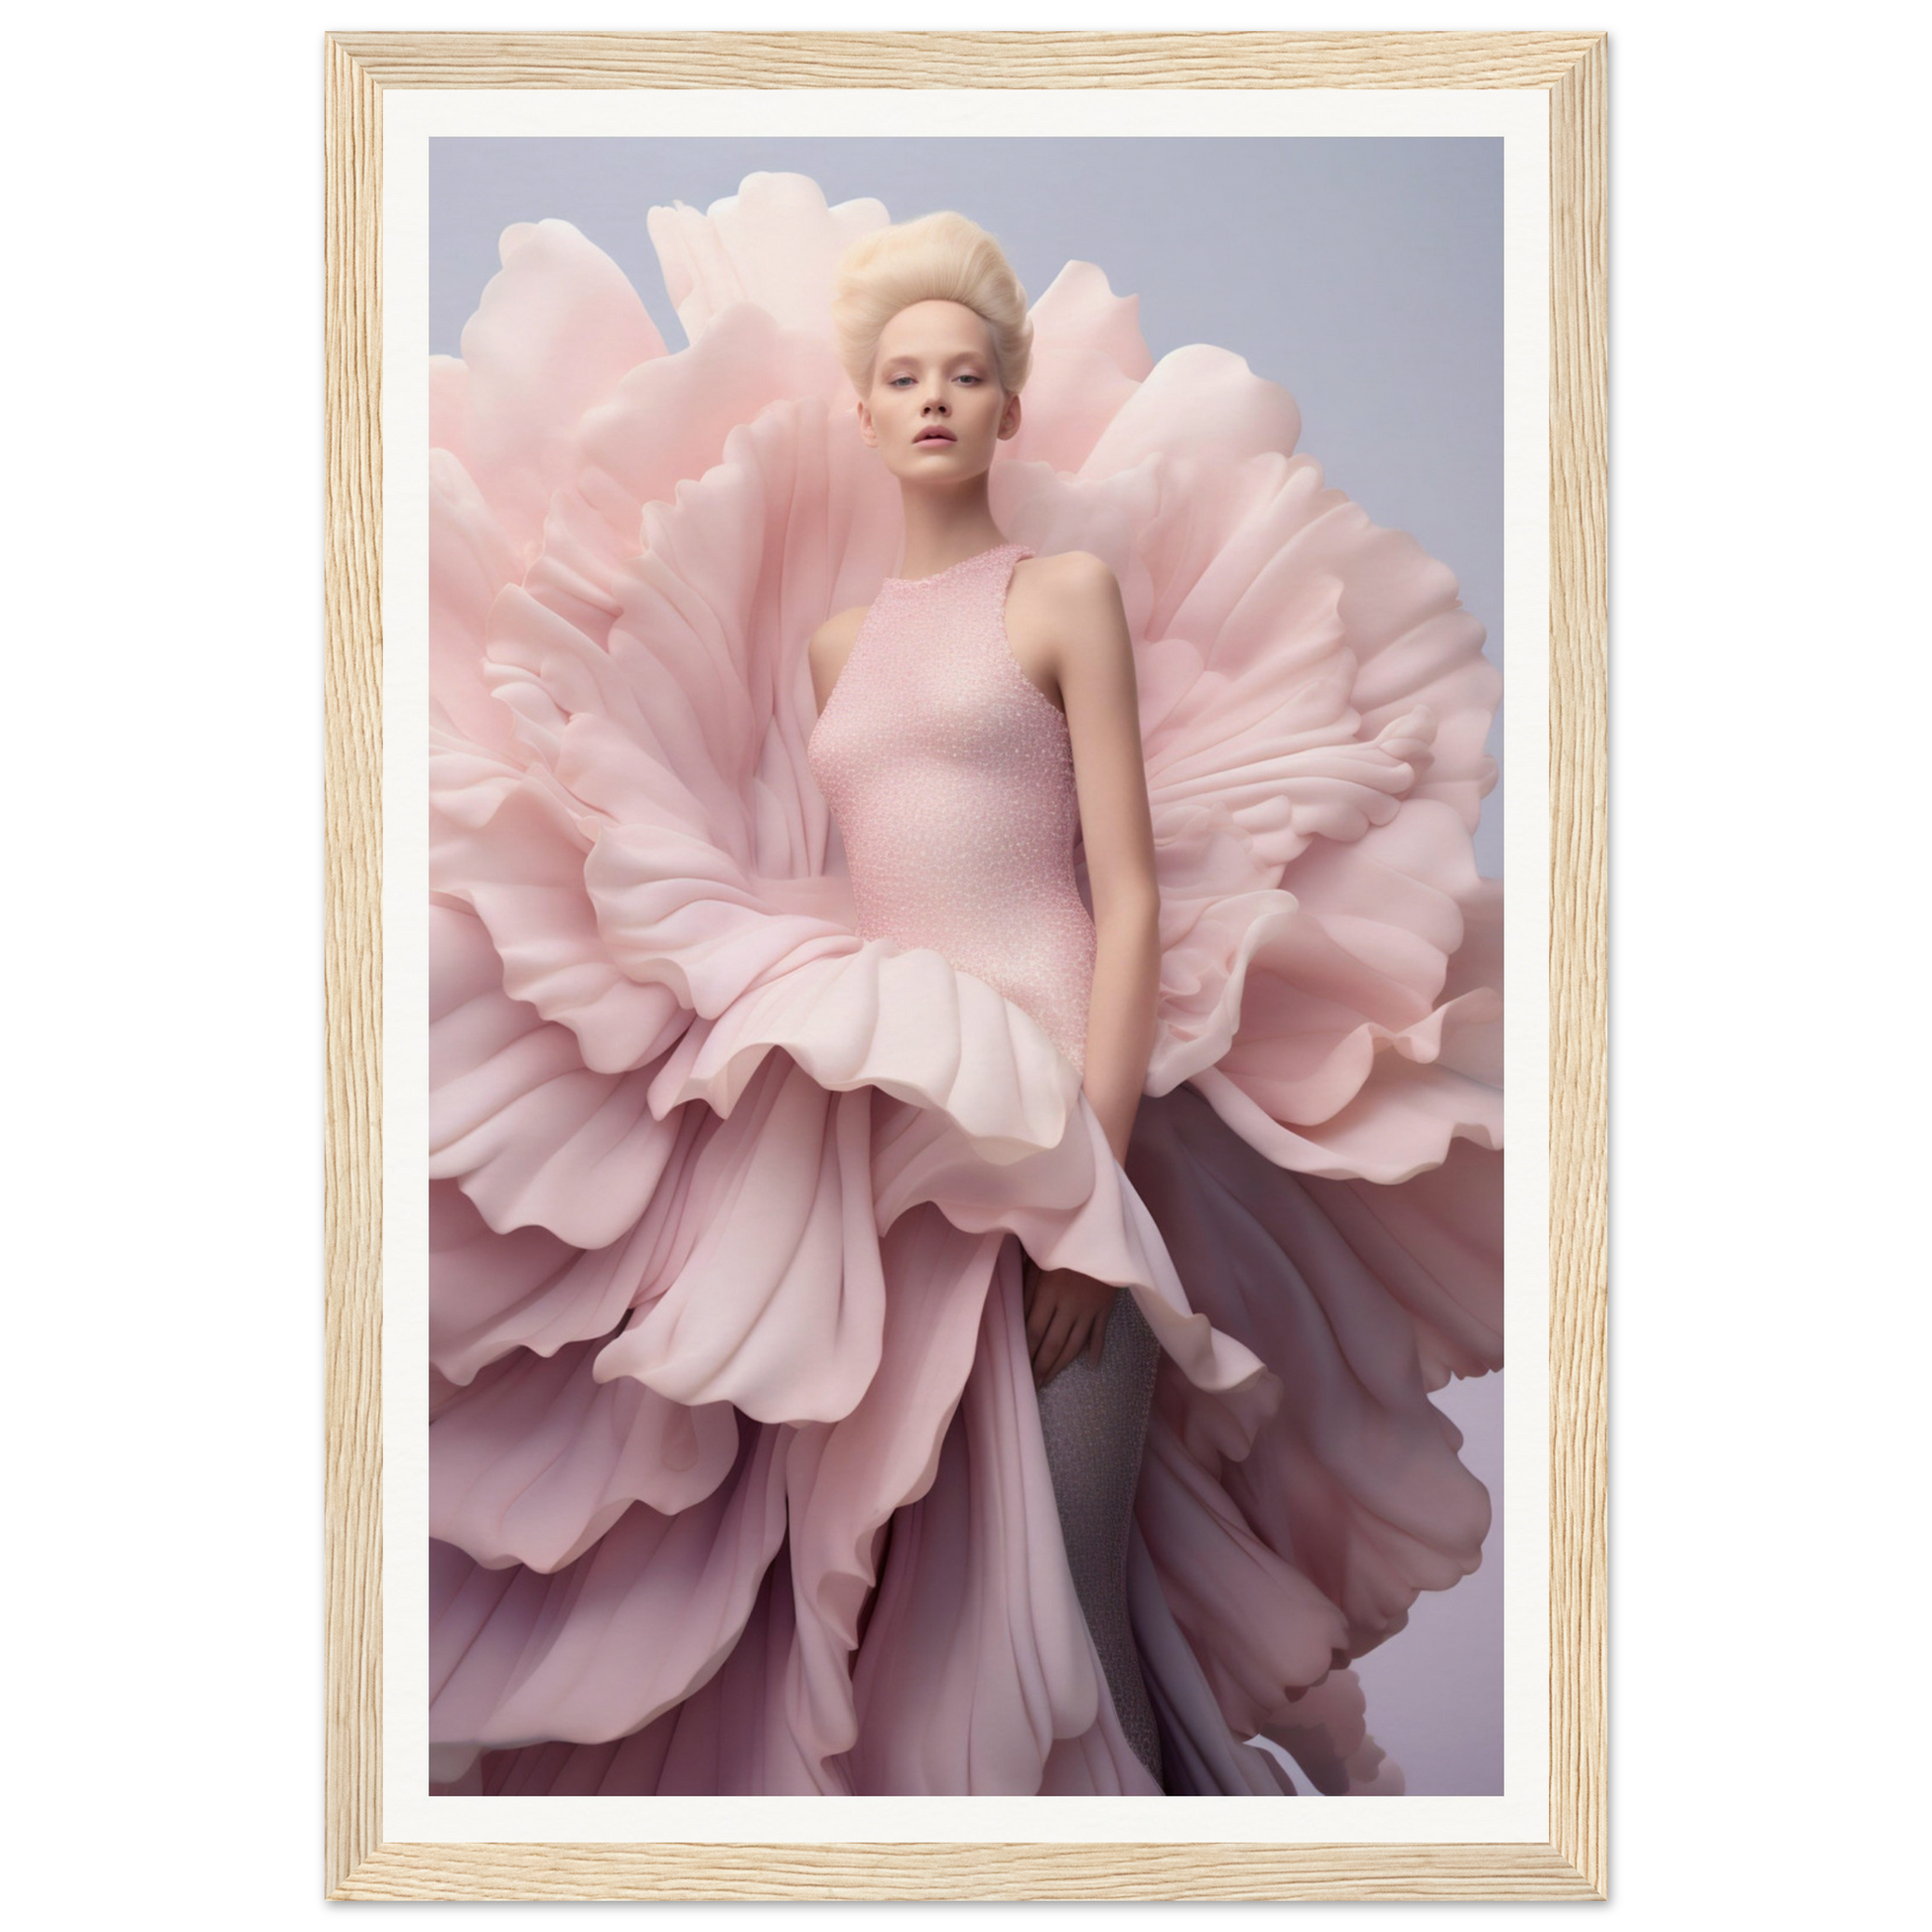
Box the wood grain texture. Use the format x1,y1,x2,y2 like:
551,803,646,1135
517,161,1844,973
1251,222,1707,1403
322,26,1609,1902
323,29,383,1903
335,1840,1600,1903
324,28,1607,89
1546,30,1610,1904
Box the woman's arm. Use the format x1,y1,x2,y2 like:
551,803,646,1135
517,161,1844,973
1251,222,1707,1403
807,606,868,717
1048,553,1161,1165
1019,553,1162,1384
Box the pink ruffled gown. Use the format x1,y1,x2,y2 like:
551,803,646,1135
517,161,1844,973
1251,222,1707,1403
426,171,1505,1798
807,538,1169,1781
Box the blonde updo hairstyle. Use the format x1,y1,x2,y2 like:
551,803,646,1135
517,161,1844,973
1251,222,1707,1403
832,210,1034,400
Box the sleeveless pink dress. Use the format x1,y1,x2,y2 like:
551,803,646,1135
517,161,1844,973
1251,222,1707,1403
804,543,1096,1074
806,540,1168,1781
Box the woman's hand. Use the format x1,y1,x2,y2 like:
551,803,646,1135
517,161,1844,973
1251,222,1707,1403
1023,1257,1120,1386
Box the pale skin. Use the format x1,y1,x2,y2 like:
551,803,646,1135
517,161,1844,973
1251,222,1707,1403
807,298,1163,1389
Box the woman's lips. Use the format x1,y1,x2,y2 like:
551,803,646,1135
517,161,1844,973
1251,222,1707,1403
914,430,955,445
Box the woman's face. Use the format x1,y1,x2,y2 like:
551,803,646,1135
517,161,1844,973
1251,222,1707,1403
857,300,1021,483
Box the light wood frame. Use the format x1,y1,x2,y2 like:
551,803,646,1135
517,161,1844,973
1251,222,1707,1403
325,28,1607,1902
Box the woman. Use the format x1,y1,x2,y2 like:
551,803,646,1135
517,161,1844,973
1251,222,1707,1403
426,173,1504,1797
808,210,1173,1778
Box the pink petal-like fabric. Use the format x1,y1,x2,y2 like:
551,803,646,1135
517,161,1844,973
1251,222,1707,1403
1125,1087,1496,1660
428,902,685,1248
844,1240,1151,1794
591,1054,889,1425
425,171,1504,1796
1264,1667,1404,1796
429,1420,789,1776
645,173,892,347
1004,261,1152,472
441,217,667,561
430,1336,741,1573
452,1557,831,1796
783,1207,1012,1790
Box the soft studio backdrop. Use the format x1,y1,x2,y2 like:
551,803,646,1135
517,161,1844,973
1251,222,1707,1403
430,132,1506,1795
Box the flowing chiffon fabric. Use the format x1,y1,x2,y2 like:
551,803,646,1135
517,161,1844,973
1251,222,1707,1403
426,172,1504,1797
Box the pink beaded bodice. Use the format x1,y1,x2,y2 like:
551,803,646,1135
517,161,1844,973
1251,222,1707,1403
806,542,1097,1073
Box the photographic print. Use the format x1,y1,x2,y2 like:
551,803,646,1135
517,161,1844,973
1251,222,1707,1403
424,140,1505,1802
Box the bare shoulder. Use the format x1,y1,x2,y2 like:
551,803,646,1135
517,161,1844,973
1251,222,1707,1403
1017,548,1120,608
808,603,871,713
1011,549,1129,673
810,603,870,656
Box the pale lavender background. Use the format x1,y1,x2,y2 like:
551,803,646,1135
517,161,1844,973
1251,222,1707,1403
430,135,1506,1796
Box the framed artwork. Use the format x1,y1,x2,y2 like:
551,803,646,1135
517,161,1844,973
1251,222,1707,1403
321,18,1614,1916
